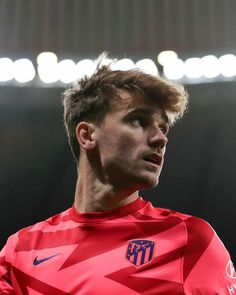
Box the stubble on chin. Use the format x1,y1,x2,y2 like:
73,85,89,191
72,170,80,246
131,172,161,191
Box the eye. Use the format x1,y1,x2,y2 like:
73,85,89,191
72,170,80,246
160,124,169,135
131,116,149,127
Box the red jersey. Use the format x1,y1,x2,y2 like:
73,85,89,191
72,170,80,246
0,197,235,294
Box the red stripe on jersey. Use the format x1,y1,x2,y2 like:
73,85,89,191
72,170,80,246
46,212,71,225
135,246,185,273
0,255,12,272
60,218,183,270
106,250,184,294
105,246,185,294
12,266,71,295
183,216,214,281
15,228,81,251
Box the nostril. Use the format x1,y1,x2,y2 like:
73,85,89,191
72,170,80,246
148,137,167,150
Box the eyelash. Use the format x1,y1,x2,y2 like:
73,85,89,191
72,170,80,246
132,117,169,134
160,126,169,135
132,117,149,127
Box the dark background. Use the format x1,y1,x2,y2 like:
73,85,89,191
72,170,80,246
0,0,235,263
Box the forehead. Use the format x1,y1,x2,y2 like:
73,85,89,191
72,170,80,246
113,89,169,123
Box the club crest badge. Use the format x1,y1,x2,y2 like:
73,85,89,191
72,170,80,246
126,239,155,267
226,260,236,279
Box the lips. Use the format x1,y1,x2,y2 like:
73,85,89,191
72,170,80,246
143,153,163,166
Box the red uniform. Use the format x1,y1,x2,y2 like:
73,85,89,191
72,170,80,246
0,197,235,294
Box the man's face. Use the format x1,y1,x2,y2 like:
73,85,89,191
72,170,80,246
95,90,169,192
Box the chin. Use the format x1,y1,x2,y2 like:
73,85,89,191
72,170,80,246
135,175,160,190
118,170,160,191
143,179,159,189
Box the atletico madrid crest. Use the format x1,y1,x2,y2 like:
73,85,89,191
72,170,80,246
126,240,155,267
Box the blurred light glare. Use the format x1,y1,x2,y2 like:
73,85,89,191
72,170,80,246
2,52,236,85
184,58,202,78
201,55,220,78
0,58,14,82
157,50,178,66
111,58,134,71
135,59,158,76
163,58,184,80
38,64,58,83
58,59,77,83
219,54,236,77
37,52,58,65
76,59,96,79
97,57,113,67
14,59,35,83
37,52,58,83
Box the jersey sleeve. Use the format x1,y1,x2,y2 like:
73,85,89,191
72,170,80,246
0,227,31,295
0,234,17,294
183,216,236,294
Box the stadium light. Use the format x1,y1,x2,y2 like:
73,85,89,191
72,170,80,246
201,55,220,78
111,58,134,71
0,58,14,82
219,54,236,77
163,58,184,80
76,59,96,79
14,59,35,83
135,59,158,76
37,52,58,83
38,64,58,84
184,58,202,79
58,59,77,83
37,52,58,66
157,50,178,66
1,51,236,86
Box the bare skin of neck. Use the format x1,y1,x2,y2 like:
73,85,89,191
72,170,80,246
74,153,139,213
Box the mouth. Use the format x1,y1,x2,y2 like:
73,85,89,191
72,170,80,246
143,154,163,166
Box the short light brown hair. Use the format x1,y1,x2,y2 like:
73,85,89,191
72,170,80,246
62,58,188,161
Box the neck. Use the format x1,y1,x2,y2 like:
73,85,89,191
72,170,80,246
74,158,138,213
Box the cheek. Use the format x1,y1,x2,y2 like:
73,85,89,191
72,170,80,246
100,132,140,160
116,134,141,155
99,132,118,151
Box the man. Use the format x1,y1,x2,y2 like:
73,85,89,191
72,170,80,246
0,56,235,294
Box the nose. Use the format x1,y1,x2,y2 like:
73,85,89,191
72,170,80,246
147,125,168,151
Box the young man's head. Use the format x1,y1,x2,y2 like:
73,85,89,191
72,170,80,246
62,57,188,190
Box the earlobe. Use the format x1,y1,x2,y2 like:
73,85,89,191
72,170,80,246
76,122,96,151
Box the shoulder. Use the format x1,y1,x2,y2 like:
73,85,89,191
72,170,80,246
175,213,227,268
152,205,215,239
146,203,192,221
183,226,235,294
2,208,71,259
180,215,234,293
183,215,215,244
151,205,228,265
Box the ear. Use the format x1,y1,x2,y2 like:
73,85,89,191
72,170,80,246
76,121,97,151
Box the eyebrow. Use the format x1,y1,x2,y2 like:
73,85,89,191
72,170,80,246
126,107,169,124
127,108,153,115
